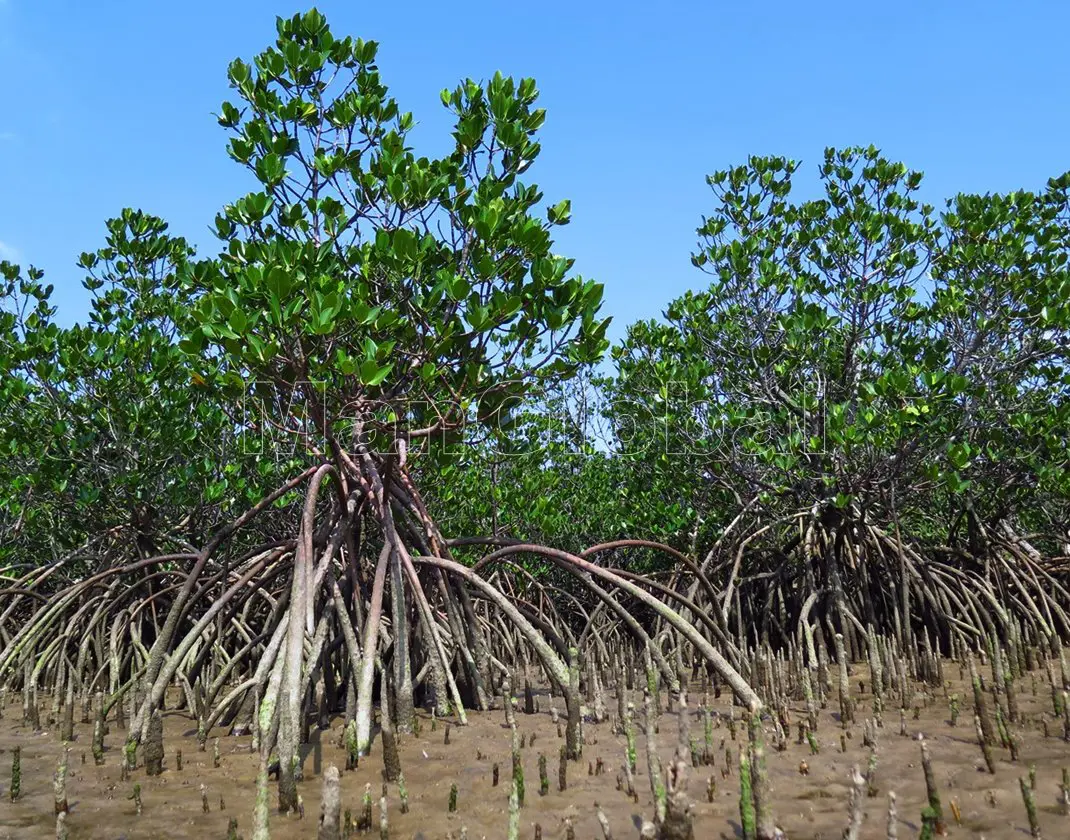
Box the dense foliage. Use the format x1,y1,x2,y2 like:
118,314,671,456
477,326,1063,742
612,148,1070,538
4,138,1068,607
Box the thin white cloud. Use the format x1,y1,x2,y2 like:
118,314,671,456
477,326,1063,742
0,131,16,141
0,240,21,262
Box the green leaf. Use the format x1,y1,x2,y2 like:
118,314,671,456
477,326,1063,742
255,153,286,186
547,199,571,225
228,307,248,335
265,267,292,299
359,359,393,387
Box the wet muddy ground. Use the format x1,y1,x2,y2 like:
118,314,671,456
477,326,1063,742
2,664,1070,839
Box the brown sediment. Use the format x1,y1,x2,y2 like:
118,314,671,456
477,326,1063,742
0,667,1068,839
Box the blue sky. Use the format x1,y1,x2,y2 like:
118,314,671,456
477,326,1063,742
1,1,1068,337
